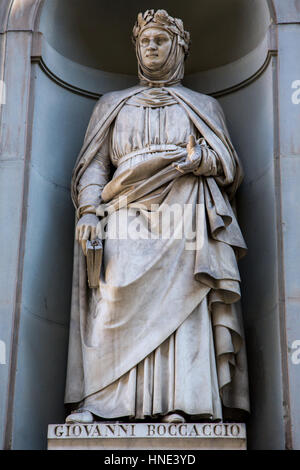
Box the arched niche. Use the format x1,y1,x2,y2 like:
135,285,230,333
4,0,286,451
36,0,273,96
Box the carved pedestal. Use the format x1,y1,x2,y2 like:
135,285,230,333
48,422,246,450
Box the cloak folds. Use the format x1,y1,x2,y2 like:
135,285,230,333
65,84,250,416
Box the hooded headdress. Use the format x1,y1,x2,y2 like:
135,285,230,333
132,9,191,86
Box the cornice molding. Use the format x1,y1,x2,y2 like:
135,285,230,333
31,27,278,100
36,57,101,100
212,50,277,98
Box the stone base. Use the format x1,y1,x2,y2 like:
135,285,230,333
48,422,246,450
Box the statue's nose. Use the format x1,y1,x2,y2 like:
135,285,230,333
147,40,157,49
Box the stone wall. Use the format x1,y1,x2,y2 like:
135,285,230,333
0,0,299,450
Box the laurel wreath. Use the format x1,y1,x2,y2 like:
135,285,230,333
132,9,190,56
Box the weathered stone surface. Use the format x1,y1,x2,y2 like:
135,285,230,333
65,8,249,428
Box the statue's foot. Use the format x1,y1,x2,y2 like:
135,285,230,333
65,409,94,424
161,413,186,423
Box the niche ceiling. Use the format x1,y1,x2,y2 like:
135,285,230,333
40,0,271,75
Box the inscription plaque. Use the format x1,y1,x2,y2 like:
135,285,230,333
48,423,246,450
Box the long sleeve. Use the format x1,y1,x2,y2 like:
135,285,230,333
76,135,111,219
193,137,223,177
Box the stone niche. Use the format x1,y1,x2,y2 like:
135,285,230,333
2,0,288,451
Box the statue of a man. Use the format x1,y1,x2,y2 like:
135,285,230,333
65,9,250,424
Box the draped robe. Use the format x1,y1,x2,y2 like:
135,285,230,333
65,84,250,420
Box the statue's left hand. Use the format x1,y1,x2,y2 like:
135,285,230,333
174,135,202,174
76,213,99,256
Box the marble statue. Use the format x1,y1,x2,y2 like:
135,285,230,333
64,9,250,424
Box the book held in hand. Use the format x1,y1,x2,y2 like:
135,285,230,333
86,238,103,288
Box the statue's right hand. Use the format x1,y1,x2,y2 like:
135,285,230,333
76,214,99,256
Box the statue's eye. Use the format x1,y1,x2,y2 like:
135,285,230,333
141,38,149,46
156,36,168,46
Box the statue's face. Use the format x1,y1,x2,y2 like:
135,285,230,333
139,27,172,70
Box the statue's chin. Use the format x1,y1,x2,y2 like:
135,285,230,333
142,60,163,72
